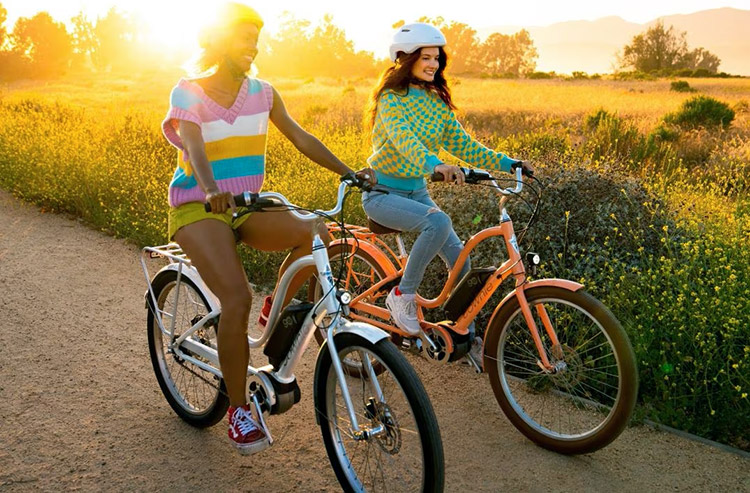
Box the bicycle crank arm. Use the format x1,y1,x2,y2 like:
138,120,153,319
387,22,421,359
252,393,274,446
418,331,439,353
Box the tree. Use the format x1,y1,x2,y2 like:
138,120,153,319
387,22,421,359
619,20,720,73
259,13,377,78
416,16,481,74
479,30,538,76
70,12,96,70
682,47,721,73
92,8,136,71
0,2,7,48
10,12,73,78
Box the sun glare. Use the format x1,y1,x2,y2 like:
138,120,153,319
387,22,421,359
129,4,204,56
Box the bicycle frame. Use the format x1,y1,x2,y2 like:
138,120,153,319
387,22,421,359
142,183,390,435
328,173,583,371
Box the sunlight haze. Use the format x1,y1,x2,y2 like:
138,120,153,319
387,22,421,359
2,0,750,74
3,0,750,57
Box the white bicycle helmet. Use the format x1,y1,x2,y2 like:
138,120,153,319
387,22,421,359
389,23,446,62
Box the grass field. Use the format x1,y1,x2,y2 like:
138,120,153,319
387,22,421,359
1,70,748,450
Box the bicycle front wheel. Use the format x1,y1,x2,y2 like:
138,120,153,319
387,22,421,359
147,270,229,427
485,286,637,454
315,333,444,492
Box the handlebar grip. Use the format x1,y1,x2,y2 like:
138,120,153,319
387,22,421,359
430,172,445,182
204,192,253,212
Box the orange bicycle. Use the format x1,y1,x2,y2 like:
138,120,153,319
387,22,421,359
310,167,638,454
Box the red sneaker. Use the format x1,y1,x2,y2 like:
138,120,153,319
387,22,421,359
258,295,272,328
227,404,269,455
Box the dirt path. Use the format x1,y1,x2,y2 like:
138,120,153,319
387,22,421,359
0,188,747,492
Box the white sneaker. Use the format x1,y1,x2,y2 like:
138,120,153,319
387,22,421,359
463,337,484,373
386,287,421,336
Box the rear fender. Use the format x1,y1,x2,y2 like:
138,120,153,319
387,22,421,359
329,238,398,276
145,263,220,312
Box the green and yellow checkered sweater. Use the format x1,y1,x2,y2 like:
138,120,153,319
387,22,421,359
368,86,518,190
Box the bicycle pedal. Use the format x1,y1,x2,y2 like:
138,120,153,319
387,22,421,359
401,338,422,353
251,394,274,445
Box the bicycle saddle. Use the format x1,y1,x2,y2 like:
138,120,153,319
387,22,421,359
367,218,402,235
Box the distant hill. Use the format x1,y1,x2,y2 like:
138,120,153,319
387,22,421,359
479,8,750,75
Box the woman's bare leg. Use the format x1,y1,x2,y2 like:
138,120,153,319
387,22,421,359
174,219,251,408
238,210,330,304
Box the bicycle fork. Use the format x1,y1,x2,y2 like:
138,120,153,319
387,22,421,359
515,286,563,372
313,235,387,441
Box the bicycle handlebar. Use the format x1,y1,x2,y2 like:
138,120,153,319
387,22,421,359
430,166,524,195
203,174,364,219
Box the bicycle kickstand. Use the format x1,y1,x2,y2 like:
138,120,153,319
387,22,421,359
464,353,483,374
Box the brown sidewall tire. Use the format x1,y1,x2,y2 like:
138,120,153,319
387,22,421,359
485,286,638,454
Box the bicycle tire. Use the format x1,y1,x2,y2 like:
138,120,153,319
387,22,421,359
314,333,444,492
147,270,229,428
485,286,638,454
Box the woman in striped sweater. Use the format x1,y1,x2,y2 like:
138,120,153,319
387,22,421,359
161,3,371,454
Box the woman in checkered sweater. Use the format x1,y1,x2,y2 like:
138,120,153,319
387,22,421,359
363,23,534,338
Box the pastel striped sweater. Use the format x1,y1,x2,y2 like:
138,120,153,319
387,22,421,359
162,77,274,207
368,86,518,190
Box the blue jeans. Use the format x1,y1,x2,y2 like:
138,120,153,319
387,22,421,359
362,185,471,296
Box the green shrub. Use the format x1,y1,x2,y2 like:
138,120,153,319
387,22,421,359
692,68,714,78
613,71,656,81
664,96,735,129
582,109,672,169
526,71,555,79
585,108,615,130
648,124,680,143
670,80,696,93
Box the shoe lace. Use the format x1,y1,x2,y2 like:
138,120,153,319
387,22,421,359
233,407,259,436
403,298,418,320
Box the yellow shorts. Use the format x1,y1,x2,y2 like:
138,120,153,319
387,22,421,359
168,202,252,241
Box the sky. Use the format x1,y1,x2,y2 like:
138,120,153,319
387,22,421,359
2,0,750,57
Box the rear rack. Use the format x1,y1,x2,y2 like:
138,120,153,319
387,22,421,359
141,243,191,266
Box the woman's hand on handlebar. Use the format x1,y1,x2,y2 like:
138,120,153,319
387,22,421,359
354,168,377,188
512,160,535,177
205,189,236,215
433,164,465,184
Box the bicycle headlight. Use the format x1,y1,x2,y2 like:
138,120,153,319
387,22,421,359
526,252,540,276
338,290,353,305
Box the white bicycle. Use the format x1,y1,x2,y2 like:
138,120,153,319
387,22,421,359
141,175,444,492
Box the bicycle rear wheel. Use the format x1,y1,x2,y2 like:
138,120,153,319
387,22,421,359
485,286,637,454
147,270,229,427
315,333,444,492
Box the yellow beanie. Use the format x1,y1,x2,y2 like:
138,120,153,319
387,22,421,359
199,2,264,48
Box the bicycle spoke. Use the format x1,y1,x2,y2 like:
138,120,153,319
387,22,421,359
495,295,629,441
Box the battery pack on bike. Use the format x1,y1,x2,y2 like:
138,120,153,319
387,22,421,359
263,302,316,370
443,267,497,320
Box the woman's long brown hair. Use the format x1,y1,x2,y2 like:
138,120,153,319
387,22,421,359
366,47,455,129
